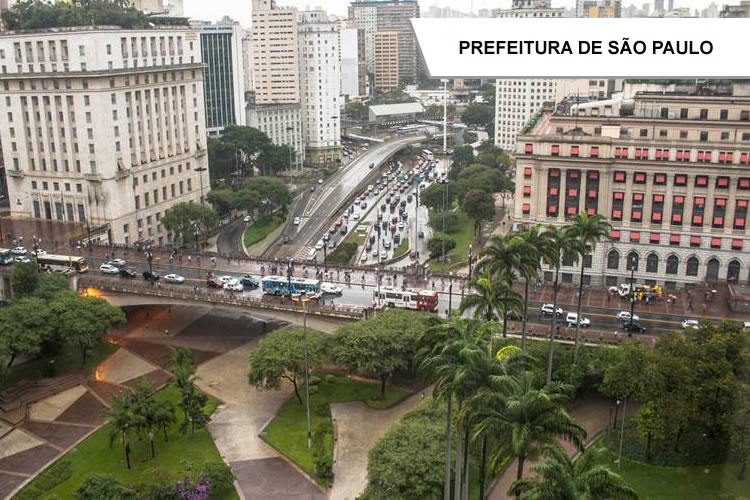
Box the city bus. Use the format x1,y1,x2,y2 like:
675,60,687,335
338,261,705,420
0,249,13,265
375,288,439,312
261,276,321,297
37,254,89,273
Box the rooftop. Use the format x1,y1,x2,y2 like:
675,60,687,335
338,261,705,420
369,102,425,116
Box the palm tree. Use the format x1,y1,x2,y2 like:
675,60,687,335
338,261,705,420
459,273,522,348
130,379,159,458
517,226,545,350
103,392,134,469
540,225,583,384
154,399,177,442
475,233,520,279
418,318,492,500
509,444,639,500
470,371,586,485
567,213,612,364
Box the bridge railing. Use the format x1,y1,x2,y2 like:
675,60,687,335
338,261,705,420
77,276,370,320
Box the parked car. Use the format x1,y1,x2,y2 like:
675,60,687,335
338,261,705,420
328,240,336,249
240,275,259,288
164,274,185,284
119,268,137,278
143,271,160,281
99,263,120,274
681,319,700,330
566,312,591,328
616,311,640,323
380,250,388,259
360,253,368,263
540,303,564,316
321,283,343,295
622,322,647,333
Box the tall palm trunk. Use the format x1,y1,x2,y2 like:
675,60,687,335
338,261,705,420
478,437,488,500
521,280,529,350
573,260,585,364
444,396,453,500
149,429,155,458
462,425,470,500
455,400,463,500
546,268,560,385
502,315,508,339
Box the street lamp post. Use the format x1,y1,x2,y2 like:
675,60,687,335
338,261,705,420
441,79,449,153
629,254,636,328
448,272,454,316
616,397,627,469
286,257,293,296
146,247,153,276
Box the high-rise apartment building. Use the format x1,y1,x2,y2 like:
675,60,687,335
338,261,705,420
193,18,246,135
249,0,302,169
374,31,399,90
298,11,341,166
348,0,420,86
514,82,750,287
339,24,366,100
494,0,565,17
0,26,208,246
494,80,557,151
720,0,750,16
654,0,665,14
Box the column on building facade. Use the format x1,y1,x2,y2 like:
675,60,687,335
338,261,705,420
598,169,612,217
535,162,549,222
578,168,587,215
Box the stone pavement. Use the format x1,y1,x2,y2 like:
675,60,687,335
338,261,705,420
487,394,640,500
329,387,433,500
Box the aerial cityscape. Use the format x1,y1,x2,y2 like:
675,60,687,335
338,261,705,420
0,0,748,499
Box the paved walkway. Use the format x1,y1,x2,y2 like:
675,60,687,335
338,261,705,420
487,394,639,500
329,387,432,500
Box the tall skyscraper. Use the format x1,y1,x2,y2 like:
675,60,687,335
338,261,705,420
248,0,303,170
339,23,367,100
654,0,665,14
496,0,564,17
348,0,420,86
0,26,209,246
194,18,246,135
374,31,399,90
298,11,342,166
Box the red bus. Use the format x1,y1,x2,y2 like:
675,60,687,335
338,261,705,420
375,288,439,312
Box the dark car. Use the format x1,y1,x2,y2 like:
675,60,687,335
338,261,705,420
119,268,137,278
143,271,160,282
207,277,223,288
418,231,425,238
240,275,259,288
622,322,647,333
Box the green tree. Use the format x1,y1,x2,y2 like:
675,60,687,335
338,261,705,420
451,145,475,170
242,177,292,215
460,273,522,341
2,0,159,31
207,137,235,185
161,202,219,247
427,237,455,259
51,292,125,364
11,261,39,297
171,348,198,423
129,379,160,458
33,272,69,299
103,392,135,469
540,225,583,384
567,212,612,364
421,183,454,212
461,103,494,129
427,212,459,234
0,297,53,367
730,384,750,480
461,189,495,235
206,187,235,218
517,226,545,349
74,474,135,500
634,402,666,460
345,101,368,120
248,327,327,404
508,444,638,500
154,397,177,443
601,342,648,427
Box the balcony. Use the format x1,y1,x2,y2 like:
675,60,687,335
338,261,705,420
84,173,101,182
6,169,24,178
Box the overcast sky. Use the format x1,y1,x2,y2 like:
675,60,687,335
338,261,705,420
184,0,717,28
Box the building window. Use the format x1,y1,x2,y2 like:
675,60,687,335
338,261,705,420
692,196,705,227
700,131,709,142
680,108,688,119
666,255,679,275
699,109,708,120
639,128,648,137
679,130,688,139
627,251,639,272
686,256,699,276
607,250,619,270
720,109,728,120
646,253,659,273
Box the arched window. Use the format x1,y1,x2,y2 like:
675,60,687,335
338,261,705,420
627,251,639,272
686,256,699,277
666,255,679,275
728,260,741,283
646,253,659,273
607,249,619,270
707,258,720,281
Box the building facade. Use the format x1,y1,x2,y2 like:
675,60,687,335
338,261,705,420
494,0,565,17
514,84,750,288
250,0,303,169
298,11,342,166
195,18,246,135
339,24,366,100
495,79,558,151
0,26,209,246
720,1,750,17
373,31,399,90
348,0,420,85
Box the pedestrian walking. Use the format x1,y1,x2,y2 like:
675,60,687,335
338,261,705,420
187,255,191,263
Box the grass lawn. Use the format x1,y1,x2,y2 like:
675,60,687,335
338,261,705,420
429,209,474,272
19,386,237,500
262,374,410,487
393,238,409,259
1,341,118,391
595,440,750,500
243,214,284,248
328,223,370,265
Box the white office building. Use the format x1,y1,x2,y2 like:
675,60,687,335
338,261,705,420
495,79,558,151
0,26,209,246
298,11,342,165
339,25,366,100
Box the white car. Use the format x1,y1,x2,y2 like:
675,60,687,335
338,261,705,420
381,250,388,259
164,274,185,284
243,215,251,223
108,258,127,268
744,322,750,331
321,282,343,295
315,240,324,250
360,253,368,263
354,199,361,206
11,246,27,256
31,248,46,257
384,240,391,249
99,263,120,274
352,214,360,220
223,280,244,292
318,179,324,184
398,222,405,230
566,312,591,328
14,256,31,264
681,319,700,330
616,311,640,323
540,303,564,316
294,217,301,225
217,275,235,285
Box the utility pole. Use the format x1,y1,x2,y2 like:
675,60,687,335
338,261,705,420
441,79,449,153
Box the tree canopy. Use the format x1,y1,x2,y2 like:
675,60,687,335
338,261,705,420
162,202,219,247
462,189,495,235
208,177,291,221
207,126,294,185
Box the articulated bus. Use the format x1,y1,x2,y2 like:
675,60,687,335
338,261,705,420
375,288,439,312
261,276,321,297
37,254,89,273
0,249,13,265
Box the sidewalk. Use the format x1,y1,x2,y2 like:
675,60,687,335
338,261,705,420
487,394,640,500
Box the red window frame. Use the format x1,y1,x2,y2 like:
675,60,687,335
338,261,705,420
524,143,533,154
568,188,578,197
568,170,579,179
652,212,662,222
522,203,531,213
523,186,532,195
714,216,725,226
711,237,722,249
588,171,599,180
570,145,579,156
549,169,560,177
590,146,599,157
614,171,626,182
654,173,666,184
670,234,681,244
610,230,621,241
588,189,597,199
567,206,577,215
551,145,560,155
692,215,703,225
653,194,665,203
674,175,687,186
650,233,660,243
695,176,708,187
634,173,646,184
739,178,750,189
690,236,702,246
549,187,558,196
633,193,644,202
523,167,532,177
716,177,729,188
630,232,641,242
732,239,743,250
716,198,727,207
741,153,749,164
614,191,624,200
